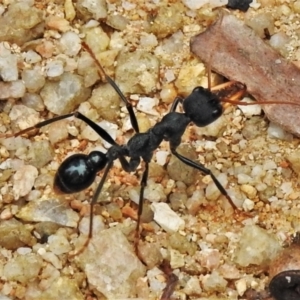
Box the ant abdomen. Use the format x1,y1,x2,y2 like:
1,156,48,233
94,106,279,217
54,151,107,194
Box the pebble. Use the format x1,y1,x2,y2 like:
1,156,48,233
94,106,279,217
27,140,55,169
3,253,43,284
59,31,81,56
170,249,185,268
16,198,79,227
0,43,18,81
138,242,163,268
0,80,26,99
155,150,169,166
240,184,257,199
267,122,293,140
77,0,107,20
147,267,166,294
183,276,202,296
26,277,84,300
286,150,300,175
148,3,184,39
235,278,247,296
21,69,45,93
77,227,145,299
237,98,262,117
233,225,281,267
45,60,64,78
0,218,36,250
137,97,159,115
202,270,228,292
175,63,205,96
13,165,38,200
144,181,166,203
38,250,62,269
48,234,72,255
0,2,44,45
115,51,159,94
88,83,121,122
242,198,255,211
40,72,91,115
151,202,185,233
197,249,221,271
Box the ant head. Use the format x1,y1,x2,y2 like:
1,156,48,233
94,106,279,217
183,86,223,127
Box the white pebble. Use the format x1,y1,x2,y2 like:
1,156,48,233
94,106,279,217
242,198,255,211
45,60,64,78
280,182,293,195
137,97,159,115
39,251,62,269
164,69,176,83
16,247,32,255
13,165,38,200
263,160,277,170
23,50,42,63
237,174,251,184
267,122,293,141
60,31,81,56
237,97,262,117
235,278,247,296
144,182,166,202
0,43,18,81
155,151,169,166
151,202,185,232
182,0,227,10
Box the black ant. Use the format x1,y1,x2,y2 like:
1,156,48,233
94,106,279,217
2,43,300,257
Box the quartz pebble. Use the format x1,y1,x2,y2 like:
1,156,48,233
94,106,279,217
40,73,91,115
0,2,44,45
115,51,159,94
0,218,36,250
0,80,26,99
77,0,107,20
3,253,43,284
13,165,38,199
16,198,79,228
77,227,145,298
233,225,281,267
0,43,18,81
202,270,228,292
151,202,185,232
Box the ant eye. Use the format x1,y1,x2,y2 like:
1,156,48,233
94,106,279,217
212,109,221,116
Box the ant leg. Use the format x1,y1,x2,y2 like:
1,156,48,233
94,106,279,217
170,147,238,210
135,161,149,249
81,42,139,133
169,96,184,112
118,156,149,250
2,111,118,147
69,160,114,257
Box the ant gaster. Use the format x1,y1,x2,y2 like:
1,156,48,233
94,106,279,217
4,43,298,255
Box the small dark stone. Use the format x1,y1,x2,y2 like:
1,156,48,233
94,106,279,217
226,0,252,11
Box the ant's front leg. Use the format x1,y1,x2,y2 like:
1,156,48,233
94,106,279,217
170,146,238,211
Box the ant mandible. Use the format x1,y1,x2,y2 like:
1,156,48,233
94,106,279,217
3,42,298,255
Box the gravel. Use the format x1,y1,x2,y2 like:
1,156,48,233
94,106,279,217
1,0,300,299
